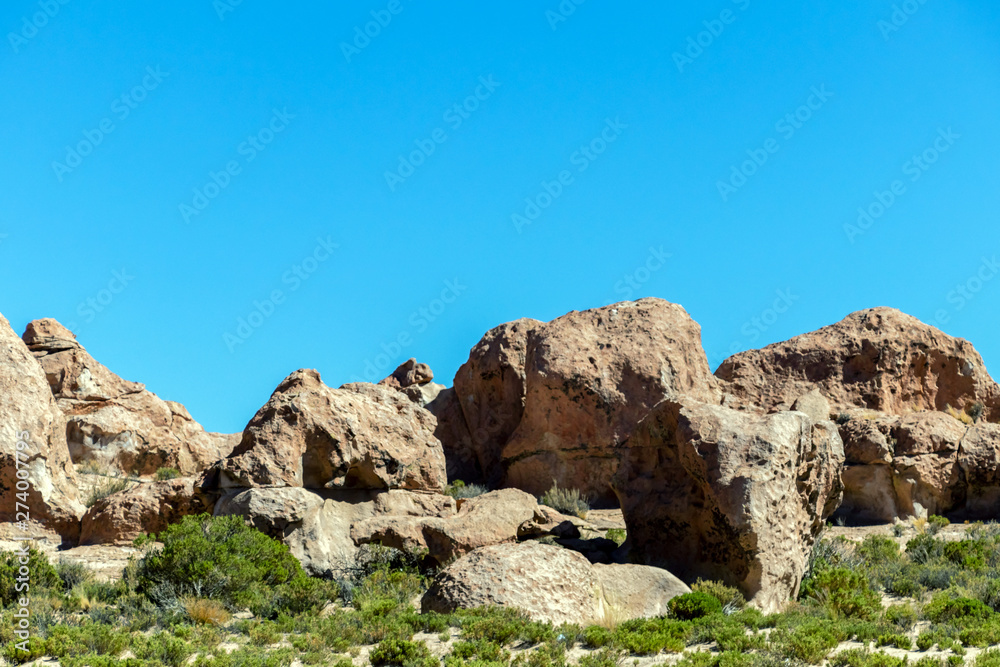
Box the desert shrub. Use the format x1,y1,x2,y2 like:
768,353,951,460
56,558,94,590
583,625,614,648
924,593,993,624
578,647,628,667
370,638,436,667
183,597,231,626
831,648,908,667
944,541,989,570
979,651,1000,667
155,467,182,481
445,640,511,667
85,475,133,507
929,515,950,534
605,529,627,547
612,617,690,655
669,592,723,620
885,603,918,629
459,606,533,645
133,513,326,615
691,579,745,610
907,534,946,563
540,482,590,517
132,631,193,667
800,567,881,619
917,632,936,650
0,548,61,605
856,536,901,564
769,618,843,663
353,568,424,615
445,480,488,499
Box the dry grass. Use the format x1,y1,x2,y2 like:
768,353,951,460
946,405,974,425
183,597,231,626
84,476,133,507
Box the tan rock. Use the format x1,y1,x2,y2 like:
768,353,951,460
613,398,844,613
716,307,1000,420
421,542,691,625
0,313,84,542
22,319,237,476
351,489,545,564
79,478,212,544
379,358,434,389
425,387,480,483
220,370,446,492
792,389,832,424
957,423,1000,517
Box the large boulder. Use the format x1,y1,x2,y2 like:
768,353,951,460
421,541,690,625
215,487,456,577
0,314,84,542
351,489,545,565
79,478,213,545
716,307,1000,420
959,423,1000,517
22,319,237,476
613,398,844,613
220,370,447,492
449,299,720,501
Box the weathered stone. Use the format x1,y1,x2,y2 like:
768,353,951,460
79,478,212,544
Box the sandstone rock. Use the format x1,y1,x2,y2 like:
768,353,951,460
1,314,84,542
716,308,1000,420
959,423,1000,517
379,358,434,389
792,389,832,424
425,388,480,483
422,542,603,624
838,414,894,465
22,319,237,476
215,486,384,577
79,478,212,544
402,382,446,408
593,563,691,620
838,465,900,523
220,370,446,492
613,398,844,613
351,489,546,564
453,318,539,486
422,542,690,625
372,490,456,518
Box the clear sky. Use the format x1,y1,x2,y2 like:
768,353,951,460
2,1,998,434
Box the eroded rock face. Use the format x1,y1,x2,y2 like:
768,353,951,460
351,489,543,565
716,307,1000,420
421,541,691,626
220,370,447,492
448,300,720,500
22,319,237,476
79,478,213,545
613,398,844,614
1,314,84,542
379,358,434,389
959,423,1000,517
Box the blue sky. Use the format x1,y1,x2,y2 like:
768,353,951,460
2,1,998,434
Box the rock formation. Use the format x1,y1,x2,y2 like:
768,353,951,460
0,314,84,542
22,319,237,476
613,397,845,614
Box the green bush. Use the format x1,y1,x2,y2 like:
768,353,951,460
155,467,182,481
85,476,133,507
885,603,918,629
669,592,723,620
0,548,61,605
369,638,436,667
133,514,329,615
445,640,511,667
876,633,912,650
944,541,989,570
800,567,881,619
691,579,745,609
929,515,950,534
445,480,488,500
540,482,590,518
831,648,908,667
924,594,993,624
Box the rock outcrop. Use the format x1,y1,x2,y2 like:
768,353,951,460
447,299,720,500
421,541,691,625
79,477,213,544
613,398,844,614
22,319,237,476
351,489,554,565
0,314,84,542
716,307,1000,420
220,370,447,492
